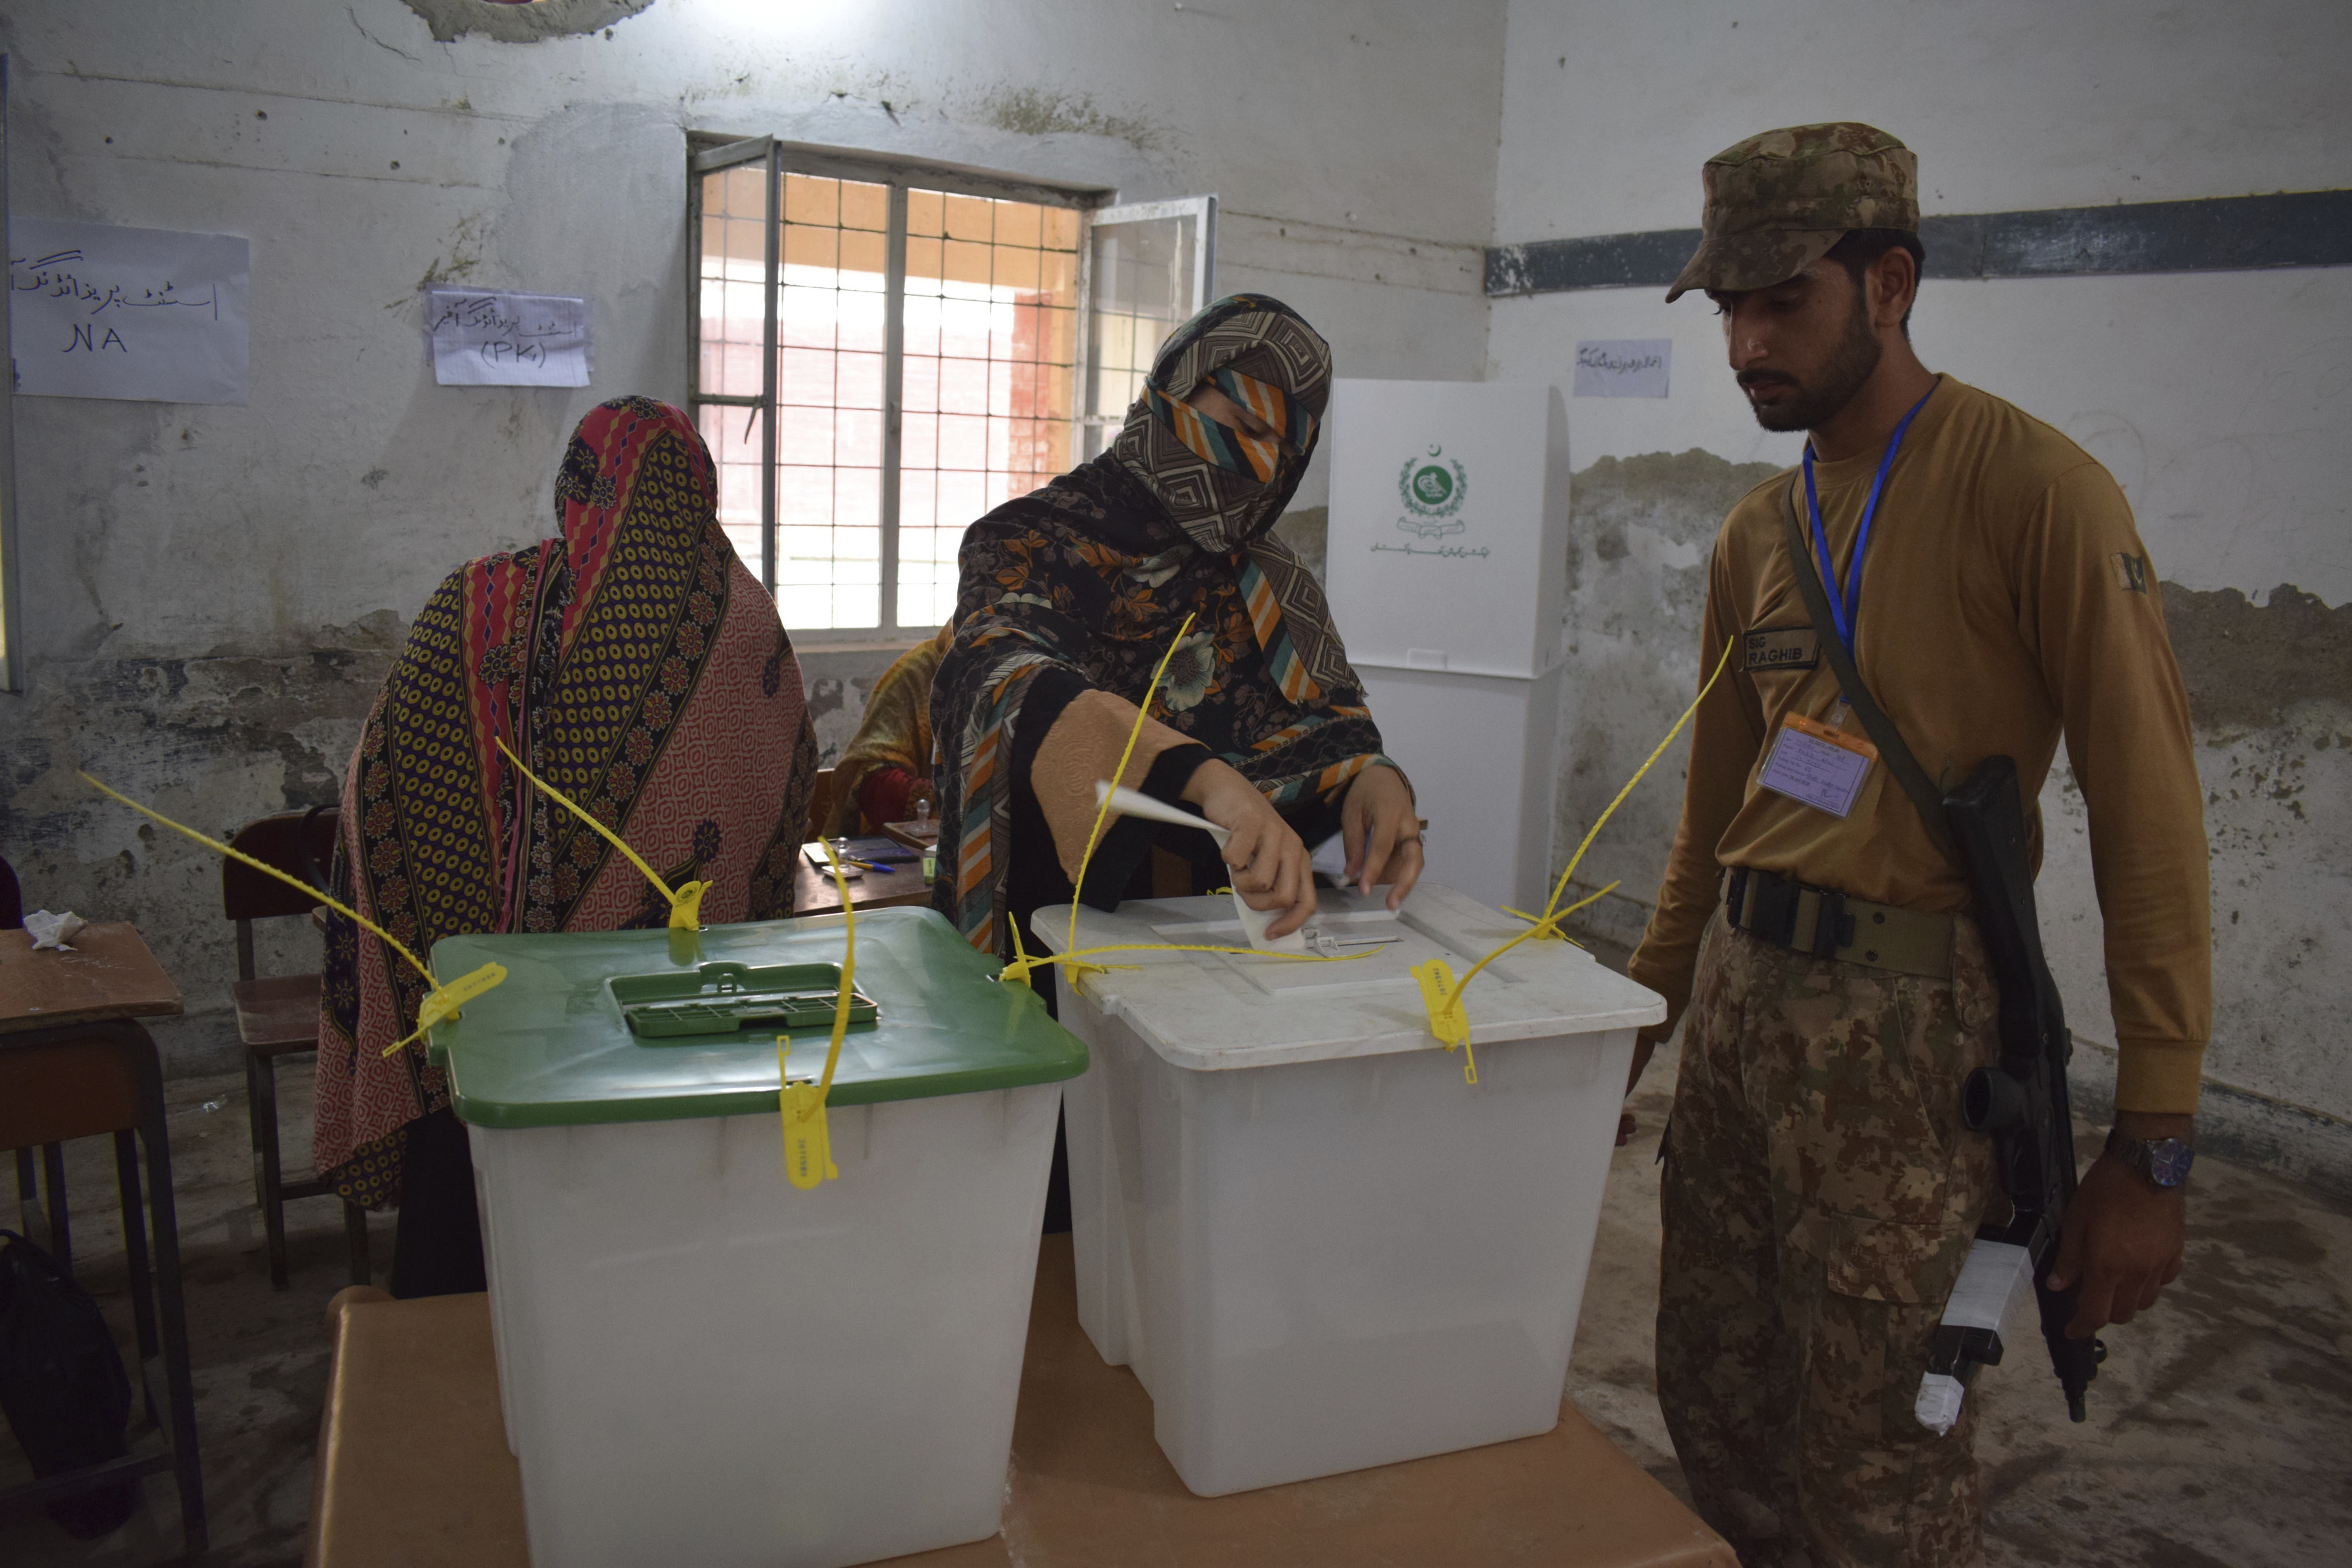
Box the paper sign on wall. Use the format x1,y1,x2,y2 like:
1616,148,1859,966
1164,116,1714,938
426,289,592,387
1573,339,1671,399
8,220,250,405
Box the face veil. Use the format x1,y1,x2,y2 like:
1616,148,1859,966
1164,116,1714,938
1110,295,1334,555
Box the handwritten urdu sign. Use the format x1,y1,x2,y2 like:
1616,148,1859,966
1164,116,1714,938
8,220,250,404
1572,338,1671,399
426,289,592,388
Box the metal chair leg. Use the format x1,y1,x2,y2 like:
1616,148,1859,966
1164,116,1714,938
129,1036,207,1557
251,1048,291,1290
114,1129,161,1423
14,1145,40,1244
40,1141,70,1276
344,1199,371,1286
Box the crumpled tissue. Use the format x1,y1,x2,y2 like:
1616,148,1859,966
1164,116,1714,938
24,910,89,951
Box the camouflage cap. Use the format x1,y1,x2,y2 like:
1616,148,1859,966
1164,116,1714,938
1664,123,1918,302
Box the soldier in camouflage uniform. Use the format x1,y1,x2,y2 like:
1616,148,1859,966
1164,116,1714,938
1660,914,2002,1564
1631,124,2211,1566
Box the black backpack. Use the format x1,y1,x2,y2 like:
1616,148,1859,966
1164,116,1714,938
0,1228,138,1538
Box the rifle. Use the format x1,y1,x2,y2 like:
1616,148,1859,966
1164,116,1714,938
1914,755,2106,1433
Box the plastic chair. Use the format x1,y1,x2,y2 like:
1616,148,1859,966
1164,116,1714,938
224,808,370,1291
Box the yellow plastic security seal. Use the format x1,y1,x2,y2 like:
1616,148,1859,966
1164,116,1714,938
778,838,858,1190
1414,636,1738,1065
778,1045,840,1189
1410,955,1477,1085
492,738,710,930
79,772,505,1057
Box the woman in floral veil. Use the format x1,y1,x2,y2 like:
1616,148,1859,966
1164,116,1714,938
316,397,818,1296
929,295,1421,974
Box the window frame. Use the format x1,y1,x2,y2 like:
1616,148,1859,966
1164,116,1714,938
688,135,1116,643
0,54,21,693
1076,197,1218,464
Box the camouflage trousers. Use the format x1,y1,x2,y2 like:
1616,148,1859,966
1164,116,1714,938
1659,909,2004,1568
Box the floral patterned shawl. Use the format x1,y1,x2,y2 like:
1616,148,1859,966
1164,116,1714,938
929,296,1395,952
316,397,820,1204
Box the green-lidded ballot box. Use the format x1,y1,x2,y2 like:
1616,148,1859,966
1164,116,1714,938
425,909,1087,1568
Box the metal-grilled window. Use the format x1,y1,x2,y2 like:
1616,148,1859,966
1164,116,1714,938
691,138,1212,640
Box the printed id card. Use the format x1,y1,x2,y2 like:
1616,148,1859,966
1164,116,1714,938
1758,712,1879,817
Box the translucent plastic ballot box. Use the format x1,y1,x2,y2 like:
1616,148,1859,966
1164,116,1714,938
1037,884,1664,1496
425,911,1088,1568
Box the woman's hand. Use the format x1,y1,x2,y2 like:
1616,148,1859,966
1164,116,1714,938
1181,759,1319,938
1342,765,1422,909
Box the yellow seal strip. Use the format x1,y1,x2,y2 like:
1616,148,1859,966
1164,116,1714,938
778,839,857,1190
493,737,708,930
997,912,1377,990
1064,611,1197,969
1412,636,1738,1076
80,772,505,1058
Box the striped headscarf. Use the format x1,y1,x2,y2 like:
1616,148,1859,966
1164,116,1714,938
1110,296,1356,701
929,296,1398,953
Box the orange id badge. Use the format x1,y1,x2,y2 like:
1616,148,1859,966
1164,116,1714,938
1757,712,1879,817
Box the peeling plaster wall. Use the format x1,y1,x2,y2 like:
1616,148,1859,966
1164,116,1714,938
0,0,1505,1071
1487,0,2352,1185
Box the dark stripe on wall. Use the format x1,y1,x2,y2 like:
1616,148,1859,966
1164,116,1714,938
1485,188,2352,296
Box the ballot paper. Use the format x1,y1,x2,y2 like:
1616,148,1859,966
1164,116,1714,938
8,220,250,404
425,289,592,387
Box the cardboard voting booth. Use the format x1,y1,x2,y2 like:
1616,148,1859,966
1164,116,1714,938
1325,381,1570,912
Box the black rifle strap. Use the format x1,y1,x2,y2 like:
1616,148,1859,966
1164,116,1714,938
1778,475,1956,860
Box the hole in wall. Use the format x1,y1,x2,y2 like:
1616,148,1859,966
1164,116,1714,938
403,0,653,43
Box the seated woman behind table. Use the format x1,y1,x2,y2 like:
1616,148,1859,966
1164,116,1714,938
823,621,952,836
314,396,821,1298
930,294,1420,969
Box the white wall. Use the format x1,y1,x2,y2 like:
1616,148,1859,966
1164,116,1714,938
1488,0,2352,1169
0,0,1504,1066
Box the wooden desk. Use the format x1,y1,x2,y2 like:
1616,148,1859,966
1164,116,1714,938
1,922,205,1558
0,922,182,1034
309,1236,1733,1568
790,842,937,918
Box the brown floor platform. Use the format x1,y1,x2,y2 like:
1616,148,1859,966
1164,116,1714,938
309,1234,1733,1568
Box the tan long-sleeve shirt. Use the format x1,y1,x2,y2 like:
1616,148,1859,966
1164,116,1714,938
1627,377,2212,1113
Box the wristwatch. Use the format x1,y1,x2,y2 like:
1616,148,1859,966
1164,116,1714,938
2105,1129,2194,1189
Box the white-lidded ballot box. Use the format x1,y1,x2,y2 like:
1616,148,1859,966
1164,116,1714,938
426,910,1088,1568
1039,884,1664,1495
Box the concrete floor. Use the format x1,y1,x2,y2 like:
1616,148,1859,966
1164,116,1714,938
4,1038,2348,1566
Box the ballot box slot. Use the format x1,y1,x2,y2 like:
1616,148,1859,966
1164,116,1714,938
609,960,879,1039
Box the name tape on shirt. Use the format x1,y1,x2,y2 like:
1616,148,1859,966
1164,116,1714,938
1744,624,1821,672
1758,712,1879,818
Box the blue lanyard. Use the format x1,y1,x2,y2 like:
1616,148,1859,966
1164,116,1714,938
1802,384,1936,656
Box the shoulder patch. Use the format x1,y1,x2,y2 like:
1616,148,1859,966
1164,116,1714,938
2109,551,2150,593
1743,624,1820,671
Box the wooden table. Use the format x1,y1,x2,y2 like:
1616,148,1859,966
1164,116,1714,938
0,921,183,1036
308,1234,1733,1567
790,841,937,918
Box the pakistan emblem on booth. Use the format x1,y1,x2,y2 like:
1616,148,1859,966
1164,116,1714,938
1396,446,1470,538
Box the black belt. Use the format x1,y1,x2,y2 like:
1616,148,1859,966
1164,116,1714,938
1723,866,1955,979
